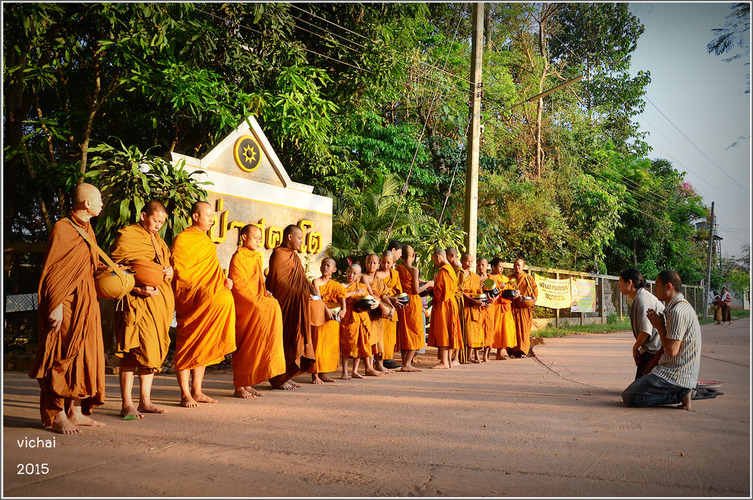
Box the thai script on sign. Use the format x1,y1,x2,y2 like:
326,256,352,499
208,198,322,254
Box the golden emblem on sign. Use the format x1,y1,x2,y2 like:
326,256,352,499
233,135,263,173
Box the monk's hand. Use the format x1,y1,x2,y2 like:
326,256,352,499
163,265,174,279
49,303,63,332
324,308,335,321
338,307,347,320
225,277,233,290
133,286,158,297
425,280,435,288
266,291,274,298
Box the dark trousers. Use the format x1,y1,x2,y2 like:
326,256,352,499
635,351,656,380
622,373,691,407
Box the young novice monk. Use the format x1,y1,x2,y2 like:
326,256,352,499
310,258,347,384
396,245,433,372
341,264,382,378
374,250,405,369
490,257,517,360
361,253,394,374
461,253,486,363
477,257,495,362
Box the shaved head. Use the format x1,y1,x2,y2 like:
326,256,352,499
433,248,446,257
283,224,302,239
190,201,211,216
72,183,100,205
143,200,167,216
241,224,262,238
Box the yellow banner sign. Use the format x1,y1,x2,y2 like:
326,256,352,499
533,274,571,309
570,279,596,313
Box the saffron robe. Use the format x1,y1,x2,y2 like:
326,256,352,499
110,223,174,371
396,264,425,351
478,273,495,347
380,268,402,360
491,274,516,349
265,246,316,375
367,276,389,353
462,271,485,348
29,213,105,426
341,282,374,358
170,226,236,371
455,268,468,362
228,246,285,387
311,279,345,373
427,264,462,349
510,272,539,355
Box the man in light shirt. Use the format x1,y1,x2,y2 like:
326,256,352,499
621,269,702,411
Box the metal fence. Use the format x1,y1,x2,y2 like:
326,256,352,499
499,263,703,328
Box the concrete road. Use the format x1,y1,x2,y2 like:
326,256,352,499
3,319,750,497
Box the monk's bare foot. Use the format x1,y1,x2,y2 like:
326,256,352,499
138,402,166,414
272,381,296,390
120,405,144,419
234,387,258,398
288,380,301,388
377,367,393,374
365,368,384,376
68,413,105,427
431,363,451,369
51,413,80,435
181,395,199,407
401,365,422,372
351,372,364,379
472,358,480,363
191,392,218,404
311,374,323,385
244,386,262,397
341,373,351,380
496,354,509,360
320,374,336,383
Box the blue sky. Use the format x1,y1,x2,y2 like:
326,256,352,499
628,2,751,259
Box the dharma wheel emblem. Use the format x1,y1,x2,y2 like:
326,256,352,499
233,135,263,173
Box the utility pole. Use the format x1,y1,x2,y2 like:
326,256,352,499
464,2,484,257
704,201,715,318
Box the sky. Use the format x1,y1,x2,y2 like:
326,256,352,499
627,2,751,259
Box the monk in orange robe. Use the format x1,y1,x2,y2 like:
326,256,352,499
228,224,286,398
29,183,106,434
265,224,317,389
361,253,393,373
509,258,539,357
171,201,236,407
445,247,466,364
477,257,496,362
374,250,404,367
340,264,382,379
427,248,462,369
110,200,174,418
396,245,433,372
310,258,346,384
460,253,486,363
490,257,518,360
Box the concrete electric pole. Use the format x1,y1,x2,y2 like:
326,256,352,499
463,2,484,258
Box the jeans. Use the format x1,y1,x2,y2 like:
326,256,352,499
622,373,692,407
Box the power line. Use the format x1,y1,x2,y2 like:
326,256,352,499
645,97,750,196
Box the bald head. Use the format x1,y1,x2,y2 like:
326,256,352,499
143,200,167,217
433,248,446,258
72,183,100,206
190,201,211,216
241,224,262,238
282,224,303,251
72,183,103,220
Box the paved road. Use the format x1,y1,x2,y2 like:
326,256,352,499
3,319,750,497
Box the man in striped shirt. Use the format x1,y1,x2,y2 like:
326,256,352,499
621,270,702,411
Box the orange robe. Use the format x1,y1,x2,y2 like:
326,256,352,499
265,246,316,375
380,268,402,360
340,282,374,358
29,213,105,426
491,274,516,349
427,264,462,349
170,226,236,371
396,264,425,351
367,276,388,353
510,272,539,355
110,223,174,371
462,271,485,348
478,273,495,347
311,279,345,373
228,246,285,387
